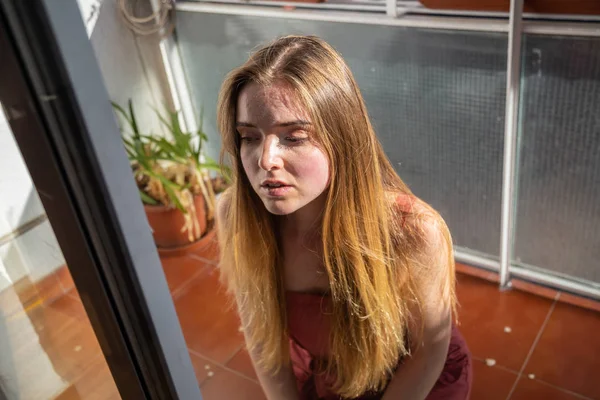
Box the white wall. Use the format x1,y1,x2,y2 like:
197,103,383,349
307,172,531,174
88,0,172,135
0,112,45,239
0,111,56,291
0,0,170,291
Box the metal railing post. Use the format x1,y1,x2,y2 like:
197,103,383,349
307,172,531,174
499,0,524,289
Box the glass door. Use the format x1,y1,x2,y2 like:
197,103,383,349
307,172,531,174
0,0,202,398
0,107,123,399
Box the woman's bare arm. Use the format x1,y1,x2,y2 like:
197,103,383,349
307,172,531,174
215,192,301,400
241,331,301,400
382,213,454,400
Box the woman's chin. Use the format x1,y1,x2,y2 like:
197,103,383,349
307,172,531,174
262,199,297,216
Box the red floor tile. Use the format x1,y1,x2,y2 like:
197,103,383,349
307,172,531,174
187,228,219,264
0,279,38,318
456,273,554,371
161,254,208,295
36,318,104,383
226,347,258,381
35,272,65,305
53,355,120,400
523,302,600,399
470,359,518,400
56,265,75,293
9,276,41,312
8,301,74,351
510,377,585,400
189,351,222,387
200,364,266,400
174,267,244,364
46,291,88,320
5,301,104,396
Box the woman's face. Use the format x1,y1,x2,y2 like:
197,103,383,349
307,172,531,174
236,81,330,216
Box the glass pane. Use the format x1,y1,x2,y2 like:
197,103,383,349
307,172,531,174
176,11,507,257
0,108,120,399
515,34,600,285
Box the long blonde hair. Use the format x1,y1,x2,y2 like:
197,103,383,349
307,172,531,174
217,35,455,398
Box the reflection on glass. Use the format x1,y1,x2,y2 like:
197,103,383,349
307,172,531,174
0,109,120,399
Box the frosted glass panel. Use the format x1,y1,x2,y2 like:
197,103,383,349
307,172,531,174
177,11,507,256
515,35,600,284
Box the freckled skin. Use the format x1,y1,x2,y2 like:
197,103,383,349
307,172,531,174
237,81,330,218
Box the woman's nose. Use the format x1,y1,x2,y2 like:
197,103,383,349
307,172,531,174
258,136,283,171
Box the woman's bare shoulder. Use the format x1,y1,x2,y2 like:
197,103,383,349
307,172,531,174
387,192,440,222
388,192,450,258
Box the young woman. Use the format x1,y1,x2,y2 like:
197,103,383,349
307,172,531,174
215,35,472,400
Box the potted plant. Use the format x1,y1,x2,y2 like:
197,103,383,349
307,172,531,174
112,100,228,251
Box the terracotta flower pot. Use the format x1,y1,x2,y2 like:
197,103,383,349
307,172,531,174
157,224,218,259
144,194,207,249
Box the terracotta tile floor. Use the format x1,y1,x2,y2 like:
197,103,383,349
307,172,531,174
2,254,599,399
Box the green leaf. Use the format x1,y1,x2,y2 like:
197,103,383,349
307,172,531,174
162,181,186,213
111,101,132,127
154,173,183,190
204,155,217,164
170,111,190,153
195,130,207,161
122,137,136,151
199,105,204,132
128,99,140,139
139,190,158,205
170,110,183,138
198,162,223,173
138,171,185,212
135,153,154,171
124,146,136,160
154,138,188,163
155,108,173,131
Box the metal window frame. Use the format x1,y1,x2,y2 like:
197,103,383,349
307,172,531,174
169,2,600,300
0,0,203,398
179,0,600,23
176,0,600,35
176,2,510,32
455,249,600,300
499,0,524,289
386,0,398,17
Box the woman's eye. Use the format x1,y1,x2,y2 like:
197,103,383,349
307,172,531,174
240,136,257,143
285,137,307,144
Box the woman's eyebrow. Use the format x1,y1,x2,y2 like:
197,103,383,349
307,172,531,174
277,120,312,127
235,122,256,128
236,120,312,128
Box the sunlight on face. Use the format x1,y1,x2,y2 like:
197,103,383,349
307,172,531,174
236,81,330,216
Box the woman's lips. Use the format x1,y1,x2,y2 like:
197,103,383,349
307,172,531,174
261,184,292,197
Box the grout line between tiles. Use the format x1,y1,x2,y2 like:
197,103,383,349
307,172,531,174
188,253,219,266
472,356,520,376
506,292,559,400
43,293,85,326
188,347,259,384
75,352,104,380
222,343,245,366
65,287,78,299
531,378,595,400
169,265,209,301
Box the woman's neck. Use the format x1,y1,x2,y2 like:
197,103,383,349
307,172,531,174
276,192,326,239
